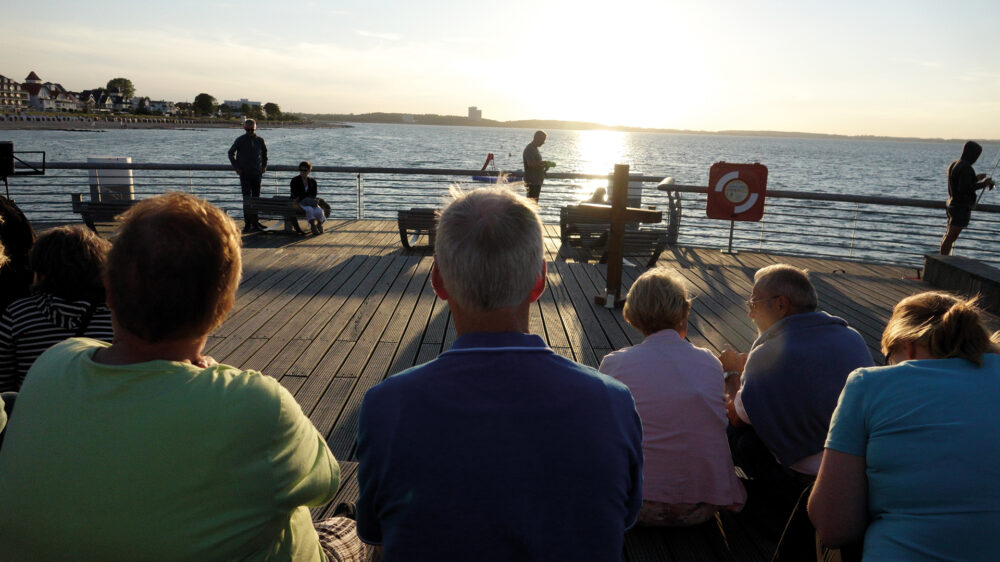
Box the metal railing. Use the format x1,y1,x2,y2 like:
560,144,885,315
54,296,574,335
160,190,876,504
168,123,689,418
6,162,999,269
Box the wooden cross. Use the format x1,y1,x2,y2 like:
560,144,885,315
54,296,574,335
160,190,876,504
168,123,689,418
573,164,663,308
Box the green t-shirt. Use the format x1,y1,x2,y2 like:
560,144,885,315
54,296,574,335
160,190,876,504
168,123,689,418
0,338,339,561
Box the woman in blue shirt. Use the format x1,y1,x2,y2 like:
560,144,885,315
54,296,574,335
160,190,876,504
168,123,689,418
808,291,1000,560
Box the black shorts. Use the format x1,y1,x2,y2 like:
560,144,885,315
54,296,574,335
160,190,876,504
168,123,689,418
947,205,971,228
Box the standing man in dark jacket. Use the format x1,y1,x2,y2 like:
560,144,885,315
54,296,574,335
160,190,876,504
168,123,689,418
940,140,994,254
228,119,268,233
522,130,548,202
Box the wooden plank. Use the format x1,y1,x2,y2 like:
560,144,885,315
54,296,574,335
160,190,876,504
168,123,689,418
379,258,432,344
327,341,398,460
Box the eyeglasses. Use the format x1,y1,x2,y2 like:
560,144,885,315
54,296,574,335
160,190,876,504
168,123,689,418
746,295,778,311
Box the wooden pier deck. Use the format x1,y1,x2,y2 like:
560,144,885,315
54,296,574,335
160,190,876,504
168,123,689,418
207,219,943,561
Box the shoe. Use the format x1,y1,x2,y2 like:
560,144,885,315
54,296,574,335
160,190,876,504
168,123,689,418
317,222,324,234
242,224,253,234
332,501,356,520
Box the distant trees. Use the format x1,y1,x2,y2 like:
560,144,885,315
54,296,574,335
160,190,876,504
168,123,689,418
106,78,135,99
193,93,217,116
263,102,281,119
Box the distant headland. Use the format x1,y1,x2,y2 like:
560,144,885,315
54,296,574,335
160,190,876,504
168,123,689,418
296,112,995,144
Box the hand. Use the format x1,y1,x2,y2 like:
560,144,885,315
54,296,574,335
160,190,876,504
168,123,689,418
726,397,745,427
193,355,218,368
718,349,747,373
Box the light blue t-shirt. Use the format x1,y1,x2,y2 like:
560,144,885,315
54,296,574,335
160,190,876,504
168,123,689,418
826,354,1000,561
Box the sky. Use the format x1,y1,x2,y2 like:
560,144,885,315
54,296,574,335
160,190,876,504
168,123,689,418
3,0,999,139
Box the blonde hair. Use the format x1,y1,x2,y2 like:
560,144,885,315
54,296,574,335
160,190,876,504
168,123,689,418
105,192,242,342
882,291,999,366
623,267,691,336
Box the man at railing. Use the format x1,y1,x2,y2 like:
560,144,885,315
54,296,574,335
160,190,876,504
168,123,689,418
228,118,269,233
941,140,994,255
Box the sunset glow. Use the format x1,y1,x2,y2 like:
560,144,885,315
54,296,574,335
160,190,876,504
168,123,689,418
1,0,998,138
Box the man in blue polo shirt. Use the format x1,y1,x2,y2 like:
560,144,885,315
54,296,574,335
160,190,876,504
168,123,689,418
356,187,643,561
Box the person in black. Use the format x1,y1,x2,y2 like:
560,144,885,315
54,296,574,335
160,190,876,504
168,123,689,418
940,141,994,254
228,119,268,233
0,197,34,312
522,130,547,201
290,161,326,235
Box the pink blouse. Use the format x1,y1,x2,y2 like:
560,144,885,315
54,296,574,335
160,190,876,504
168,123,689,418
600,329,746,507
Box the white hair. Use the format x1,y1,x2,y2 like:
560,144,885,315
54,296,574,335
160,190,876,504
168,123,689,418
435,186,543,311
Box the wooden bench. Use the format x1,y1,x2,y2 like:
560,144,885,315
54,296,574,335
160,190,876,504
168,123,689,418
397,208,438,249
598,230,669,268
560,205,667,267
923,253,1000,314
71,193,139,232
244,196,331,235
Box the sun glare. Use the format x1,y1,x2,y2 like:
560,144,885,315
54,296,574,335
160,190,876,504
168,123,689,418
571,130,627,200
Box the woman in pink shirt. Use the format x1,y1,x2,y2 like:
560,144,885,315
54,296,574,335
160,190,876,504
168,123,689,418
600,268,745,526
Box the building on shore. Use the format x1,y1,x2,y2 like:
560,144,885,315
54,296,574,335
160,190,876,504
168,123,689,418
224,98,262,112
20,72,83,112
149,100,176,115
468,106,482,120
0,75,29,112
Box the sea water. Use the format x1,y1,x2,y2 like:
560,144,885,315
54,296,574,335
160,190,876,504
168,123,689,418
2,123,998,264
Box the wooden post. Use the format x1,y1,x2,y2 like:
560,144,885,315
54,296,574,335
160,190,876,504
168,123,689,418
595,164,631,307
574,165,661,308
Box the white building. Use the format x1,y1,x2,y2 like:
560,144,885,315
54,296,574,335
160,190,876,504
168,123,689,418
224,98,262,111
149,100,176,115
468,106,482,120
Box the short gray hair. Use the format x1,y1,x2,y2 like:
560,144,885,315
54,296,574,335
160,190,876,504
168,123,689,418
435,186,543,311
753,264,818,312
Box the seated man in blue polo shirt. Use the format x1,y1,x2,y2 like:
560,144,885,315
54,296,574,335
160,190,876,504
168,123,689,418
356,186,643,561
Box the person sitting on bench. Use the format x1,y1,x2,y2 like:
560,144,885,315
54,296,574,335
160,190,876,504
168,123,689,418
291,161,326,235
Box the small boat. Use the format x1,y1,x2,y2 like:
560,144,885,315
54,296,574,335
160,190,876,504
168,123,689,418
472,152,521,183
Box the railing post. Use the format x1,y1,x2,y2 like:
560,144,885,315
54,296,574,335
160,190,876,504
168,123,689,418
356,173,363,220
849,202,860,258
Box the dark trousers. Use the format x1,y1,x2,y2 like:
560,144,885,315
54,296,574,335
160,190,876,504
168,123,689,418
0,391,17,452
525,183,542,201
240,173,262,225
728,424,816,561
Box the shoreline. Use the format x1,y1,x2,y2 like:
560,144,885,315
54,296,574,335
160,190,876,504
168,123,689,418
0,117,351,131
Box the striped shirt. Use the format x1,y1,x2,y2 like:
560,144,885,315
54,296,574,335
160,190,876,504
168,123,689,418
0,293,113,392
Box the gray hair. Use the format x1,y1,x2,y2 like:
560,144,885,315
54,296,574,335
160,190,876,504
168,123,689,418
435,186,543,311
753,264,818,312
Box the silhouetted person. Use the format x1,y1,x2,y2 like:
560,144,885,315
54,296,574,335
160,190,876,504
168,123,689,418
940,140,994,254
522,130,548,201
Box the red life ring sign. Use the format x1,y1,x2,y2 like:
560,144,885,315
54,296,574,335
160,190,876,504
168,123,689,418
706,162,768,221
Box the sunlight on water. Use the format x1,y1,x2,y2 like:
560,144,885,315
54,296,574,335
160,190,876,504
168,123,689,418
573,130,626,201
